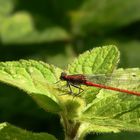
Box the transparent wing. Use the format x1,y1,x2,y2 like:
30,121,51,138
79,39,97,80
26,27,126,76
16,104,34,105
86,72,140,90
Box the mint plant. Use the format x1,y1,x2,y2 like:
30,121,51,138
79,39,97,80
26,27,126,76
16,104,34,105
0,45,140,140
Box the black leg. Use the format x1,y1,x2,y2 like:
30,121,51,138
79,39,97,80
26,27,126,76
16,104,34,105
59,81,84,96
70,83,84,96
67,82,74,95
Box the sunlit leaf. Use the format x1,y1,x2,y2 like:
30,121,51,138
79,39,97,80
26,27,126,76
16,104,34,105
0,122,57,140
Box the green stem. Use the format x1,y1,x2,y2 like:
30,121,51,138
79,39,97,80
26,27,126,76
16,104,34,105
60,113,81,140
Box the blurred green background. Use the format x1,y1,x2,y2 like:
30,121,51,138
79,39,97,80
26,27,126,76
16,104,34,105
0,0,140,139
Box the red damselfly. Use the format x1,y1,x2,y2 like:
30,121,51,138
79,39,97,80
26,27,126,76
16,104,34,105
60,72,140,96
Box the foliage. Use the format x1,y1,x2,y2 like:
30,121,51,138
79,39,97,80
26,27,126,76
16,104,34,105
0,122,56,140
0,0,140,139
0,46,139,139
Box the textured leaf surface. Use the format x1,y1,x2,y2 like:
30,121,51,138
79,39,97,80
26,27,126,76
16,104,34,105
68,45,119,74
78,71,140,133
93,131,140,140
67,45,140,135
0,60,62,112
0,45,140,138
68,45,120,104
0,122,57,140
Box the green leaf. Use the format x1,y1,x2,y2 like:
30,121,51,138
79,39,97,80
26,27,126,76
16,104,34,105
0,0,14,16
68,45,119,74
70,0,140,34
0,122,57,140
93,131,140,140
68,45,120,104
0,12,70,44
0,45,139,139
0,60,62,112
64,45,140,138
78,68,140,134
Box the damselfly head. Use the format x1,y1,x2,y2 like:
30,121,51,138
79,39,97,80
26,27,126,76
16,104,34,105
60,72,67,81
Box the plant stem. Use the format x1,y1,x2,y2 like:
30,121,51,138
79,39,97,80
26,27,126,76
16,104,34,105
60,113,81,140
